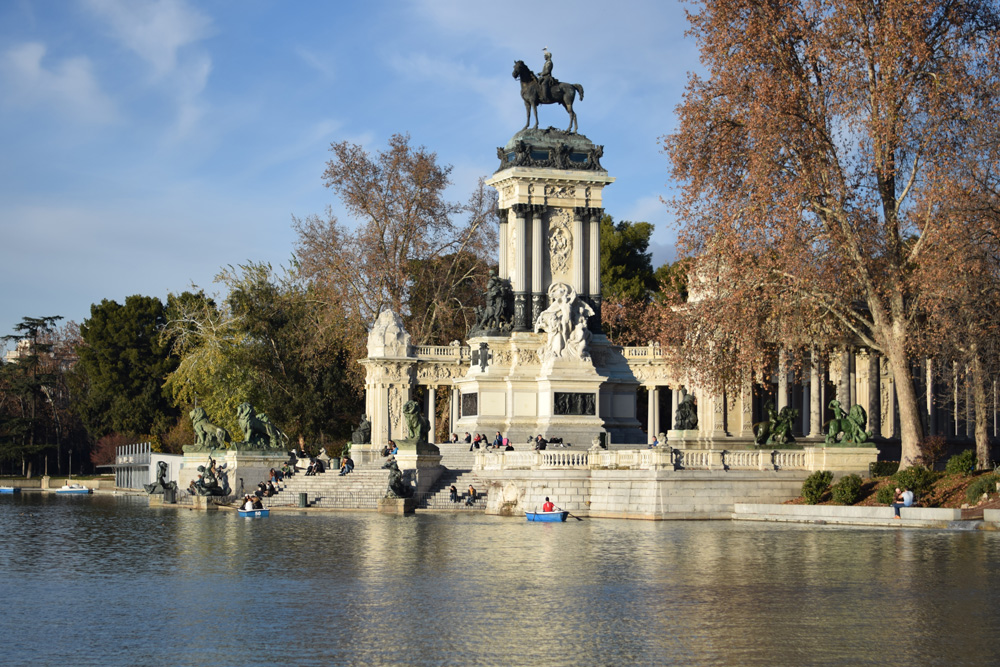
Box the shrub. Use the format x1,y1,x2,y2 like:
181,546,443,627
875,484,896,505
869,461,900,478
965,474,1000,504
802,470,834,504
831,474,864,505
945,449,977,476
917,435,949,469
893,466,939,498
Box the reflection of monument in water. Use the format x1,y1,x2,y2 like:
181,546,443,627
362,53,643,448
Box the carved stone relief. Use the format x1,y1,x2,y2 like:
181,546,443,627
548,208,572,273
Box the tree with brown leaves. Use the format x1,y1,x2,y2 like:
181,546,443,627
294,133,498,349
664,0,1000,465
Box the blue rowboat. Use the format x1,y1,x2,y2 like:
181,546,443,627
238,508,270,518
0,487,21,494
56,484,92,495
526,510,569,522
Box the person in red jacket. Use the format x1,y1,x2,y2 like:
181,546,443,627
542,496,554,512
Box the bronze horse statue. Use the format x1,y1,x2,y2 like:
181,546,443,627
512,60,584,133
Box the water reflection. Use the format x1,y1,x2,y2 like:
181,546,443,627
1,494,1000,665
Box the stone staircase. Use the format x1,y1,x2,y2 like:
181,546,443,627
265,443,489,511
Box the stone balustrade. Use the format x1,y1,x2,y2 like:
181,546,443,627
475,446,877,473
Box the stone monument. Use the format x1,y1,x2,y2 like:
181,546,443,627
450,58,643,446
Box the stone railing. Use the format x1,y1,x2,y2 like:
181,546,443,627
475,447,876,473
413,345,470,361
620,344,664,359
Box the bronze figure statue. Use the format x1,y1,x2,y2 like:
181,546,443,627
513,52,584,133
143,461,178,494
382,458,413,499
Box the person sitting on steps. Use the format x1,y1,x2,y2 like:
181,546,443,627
466,484,478,506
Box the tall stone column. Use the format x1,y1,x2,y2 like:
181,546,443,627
777,349,789,410
498,208,509,280
809,349,822,437
587,208,603,333
741,381,755,438
647,387,656,444
427,386,437,445
849,349,857,409
838,347,851,410
572,207,586,295
868,351,881,437
512,204,529,331
531,204,545,325
652,387,661,437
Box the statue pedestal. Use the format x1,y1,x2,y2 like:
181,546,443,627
189,495,221,511
179,449,288,498
393,449,443,495
666,429,701,447
378,496,417,515
354,444,383,466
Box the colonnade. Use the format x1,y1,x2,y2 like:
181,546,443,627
499,203,604,331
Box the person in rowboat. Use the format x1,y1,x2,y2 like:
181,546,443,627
542,497,555,512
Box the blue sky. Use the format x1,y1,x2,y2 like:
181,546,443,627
0,0,700,342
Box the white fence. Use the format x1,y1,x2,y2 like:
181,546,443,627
475,446,870,473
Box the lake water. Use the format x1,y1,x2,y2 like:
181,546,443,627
2,493,1000,666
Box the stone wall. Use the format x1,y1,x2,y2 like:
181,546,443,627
481,468,809,520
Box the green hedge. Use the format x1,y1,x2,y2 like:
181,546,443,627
875,484,895,505
966,474,1000,504
893,466,939,498
802,470,834,504
831,474,864,505
945,449,976,475
869,461,900,478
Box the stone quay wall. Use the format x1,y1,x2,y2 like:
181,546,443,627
480,468,809,520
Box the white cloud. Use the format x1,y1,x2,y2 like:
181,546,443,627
295,47,336,81
84,0,212,77
85,0,213,140
0,42,116,122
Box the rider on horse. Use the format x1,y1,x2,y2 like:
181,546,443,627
538,49,557,103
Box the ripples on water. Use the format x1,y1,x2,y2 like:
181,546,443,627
2,494,1000,666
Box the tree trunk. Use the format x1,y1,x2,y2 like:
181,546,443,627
883,339,924,466
971,351,991,470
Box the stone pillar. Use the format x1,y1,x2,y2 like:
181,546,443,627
868,351,881,437
427,386,437,445
498,208,509,280
809,350,822,437
647,387,656,444
512,204,529,331
588,208,603,333
672,387,680,428
450,387,458,436
652,387,661,438
713,391,727,437
572,207,586,295
741,381,755,438
849,349,857,409
531,205,544,325
839,347,851,410
777,349,789,410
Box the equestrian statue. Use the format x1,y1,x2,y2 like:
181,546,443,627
512,50,585,133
